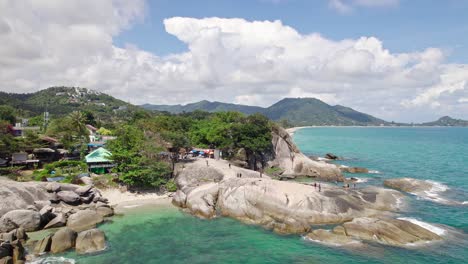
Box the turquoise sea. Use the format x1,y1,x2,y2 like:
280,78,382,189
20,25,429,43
42,127,468,264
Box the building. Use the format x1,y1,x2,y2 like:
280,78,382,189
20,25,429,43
86,124,98,142
12,123,40,137
85,147,115,174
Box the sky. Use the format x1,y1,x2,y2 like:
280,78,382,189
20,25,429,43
0,0,467,122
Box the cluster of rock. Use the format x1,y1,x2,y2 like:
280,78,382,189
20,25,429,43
0,179,113,262
172,160,444,248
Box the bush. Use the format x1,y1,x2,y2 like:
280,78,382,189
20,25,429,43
165,179,177,192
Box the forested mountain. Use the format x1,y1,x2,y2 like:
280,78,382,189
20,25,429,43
142,97,388,126
0,87,138,121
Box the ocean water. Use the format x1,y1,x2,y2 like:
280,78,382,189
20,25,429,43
40,127,468,264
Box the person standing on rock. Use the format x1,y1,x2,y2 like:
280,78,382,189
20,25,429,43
318,184,321,192
229,163,231,169
206,160,209,167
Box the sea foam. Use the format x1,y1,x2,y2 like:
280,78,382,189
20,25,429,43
398,217,446,236
29,256,76,264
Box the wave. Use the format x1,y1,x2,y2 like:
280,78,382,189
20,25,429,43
397,217,446,236
368,170,381,174
29,256,76,264
346,177,368,183
302,235,361,247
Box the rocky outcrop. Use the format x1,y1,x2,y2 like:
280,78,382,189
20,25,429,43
50,227,76,253
340,167,369,174
56,191,81,205
0,210,41,233
174,160,403,234
75,229,106,254
269,126,344,182
0,180,54,216
216,178,402,234
342,217,442,246
305,229,357,245
384,178,435,193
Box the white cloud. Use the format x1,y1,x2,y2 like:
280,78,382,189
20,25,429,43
0,1,466,122
328,0,399,14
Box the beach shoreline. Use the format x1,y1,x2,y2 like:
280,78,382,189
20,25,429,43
100,188,173,213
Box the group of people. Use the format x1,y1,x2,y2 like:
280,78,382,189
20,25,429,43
313,182,322,192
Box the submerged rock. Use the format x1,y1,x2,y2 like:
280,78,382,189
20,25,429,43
305,229,357,245
75,229,106,254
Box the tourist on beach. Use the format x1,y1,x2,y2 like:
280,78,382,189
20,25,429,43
318,184,321,192
206,160,209,167
229,163,231,169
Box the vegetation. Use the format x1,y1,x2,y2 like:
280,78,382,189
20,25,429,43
33,160,87,182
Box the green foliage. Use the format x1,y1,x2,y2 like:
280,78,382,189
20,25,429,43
33,160,87,182
165,179,177,192
107,125,171,188
97,127,112,135
0,105,16,124
46,111,89,150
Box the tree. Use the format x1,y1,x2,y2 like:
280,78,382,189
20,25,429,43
0,105,16,125
107,125,171,188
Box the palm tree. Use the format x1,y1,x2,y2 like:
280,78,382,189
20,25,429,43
67,111,89,141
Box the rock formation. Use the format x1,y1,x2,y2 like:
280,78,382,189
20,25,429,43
173,159,444,247
269,126,344,182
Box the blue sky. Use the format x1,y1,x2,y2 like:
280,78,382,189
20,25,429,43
1,0,467,122
115,0,468,63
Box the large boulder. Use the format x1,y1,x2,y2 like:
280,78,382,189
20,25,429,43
56,191,81,205
0,210,42,233
50,227,76,253
0,180,54,216
185,183,219,219
269,126,344,182
45,182,61,193
342,217,442,246
0,242,12,259
75,185,93,196
172,190,187,208
67,210,104,232
340,167,369,174
75,229,106,254
33,234,52,255
43,213,67,229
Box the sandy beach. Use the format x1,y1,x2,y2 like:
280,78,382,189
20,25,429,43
100,188,173,213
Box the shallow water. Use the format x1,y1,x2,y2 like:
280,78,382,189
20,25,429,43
40,127,468,263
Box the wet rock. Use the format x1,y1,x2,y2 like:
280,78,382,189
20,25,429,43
0,242,12,259
33,234,52,255
75,229,106,254
0,210,42,233
306,229,356,245
50,228,76,253
340,167,369,174
325,153,339,160
342,217,442,247
10,240,25,263
384,178,434,194
67,210,104,232
96,207,114,218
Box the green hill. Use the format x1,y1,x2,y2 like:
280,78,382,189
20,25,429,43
142,97,388,126
141,100,264,115
421,116,468,127
0,87,141,124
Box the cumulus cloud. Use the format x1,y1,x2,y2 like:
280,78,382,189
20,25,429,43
0,0,466,122
328,0,399,14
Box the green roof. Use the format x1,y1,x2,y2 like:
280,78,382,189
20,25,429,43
85,147,112,163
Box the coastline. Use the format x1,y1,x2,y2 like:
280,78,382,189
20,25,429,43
285,125,466,136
